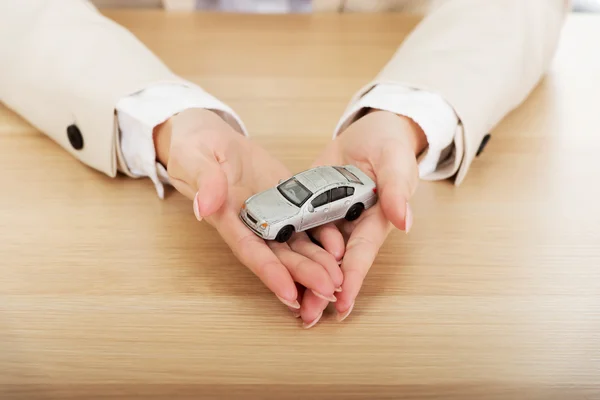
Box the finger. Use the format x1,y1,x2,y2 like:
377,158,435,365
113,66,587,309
300,289,329,329
375,144,419,232
194,160,229,218
335,206,392,318
170,165,229,221
289,233,343,289
333,219,353,243
215,212,299,308
309,223,345,263
268,241,337,301
288,283,306,318
169,141,229,219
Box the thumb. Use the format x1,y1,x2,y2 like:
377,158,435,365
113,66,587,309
375,145,418,232
168,146,229,221
192,156,228,221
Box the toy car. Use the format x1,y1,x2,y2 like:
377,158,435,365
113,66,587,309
239,165,377,243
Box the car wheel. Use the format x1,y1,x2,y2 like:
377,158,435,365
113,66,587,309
275,225,294,243
345,203,364,221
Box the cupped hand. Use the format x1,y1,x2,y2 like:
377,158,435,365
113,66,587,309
300,110,428,327
154,108,344,312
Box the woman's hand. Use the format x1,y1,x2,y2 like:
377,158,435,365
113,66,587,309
154,108,343,312
300,110,428,327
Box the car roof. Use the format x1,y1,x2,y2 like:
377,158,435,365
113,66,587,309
294,166,349,192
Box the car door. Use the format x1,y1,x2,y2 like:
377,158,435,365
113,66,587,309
328,186,355,219
300,189,331,230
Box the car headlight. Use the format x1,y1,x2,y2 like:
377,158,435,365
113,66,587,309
259,222,268,230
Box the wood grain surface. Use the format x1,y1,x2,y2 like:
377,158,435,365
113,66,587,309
0,10,599,400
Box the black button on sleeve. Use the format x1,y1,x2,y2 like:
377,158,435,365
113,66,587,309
476,134,491,157
67,124,84,150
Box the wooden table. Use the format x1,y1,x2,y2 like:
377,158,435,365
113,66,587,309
1,10,599,400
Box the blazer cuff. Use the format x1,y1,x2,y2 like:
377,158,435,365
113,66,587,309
333,83,463,180
115,81,247,199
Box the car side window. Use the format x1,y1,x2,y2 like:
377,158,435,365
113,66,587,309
346,187,354,196
311,190,330,208
331,187,347,202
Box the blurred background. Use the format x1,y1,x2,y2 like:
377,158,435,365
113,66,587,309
573,0,600,11
572,0,600,11
90,0,600,12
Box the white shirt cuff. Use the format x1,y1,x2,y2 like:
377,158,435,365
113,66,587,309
334,84,461,180
115,82,247,199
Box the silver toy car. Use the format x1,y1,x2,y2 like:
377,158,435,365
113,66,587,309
240,165,377,243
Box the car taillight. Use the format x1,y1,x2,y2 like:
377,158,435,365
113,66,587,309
373,187,377,194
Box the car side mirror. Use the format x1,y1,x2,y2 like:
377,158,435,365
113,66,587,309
307,204,314,213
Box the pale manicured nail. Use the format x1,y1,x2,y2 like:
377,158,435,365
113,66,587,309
193,192,202,221
405,202,413,234
334,286,343,293
311,289,336,302
289,308,301,318
303,311,323,329
336,301,355,322
277,295,300,309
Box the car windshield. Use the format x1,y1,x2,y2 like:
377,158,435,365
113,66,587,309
333,166,361,184
277,178,312,207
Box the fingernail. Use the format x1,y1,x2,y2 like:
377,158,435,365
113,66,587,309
336,301,355,322
277,295,300,309
405,202,413,234
303,311,323,329
193,192,202,221
334,286,343,293
311,289,337,302
289,308,301,318
337,259,343,265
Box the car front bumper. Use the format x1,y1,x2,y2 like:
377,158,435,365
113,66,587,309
239,209,271,239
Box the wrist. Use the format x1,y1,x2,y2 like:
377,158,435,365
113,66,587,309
153,117,172,168
365,109,428,156
153,108,224,168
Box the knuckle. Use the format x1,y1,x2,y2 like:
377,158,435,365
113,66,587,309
345,264,369,284
234,234,261,259
402,176,417,199
256,261,281,280
346,236,378,257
